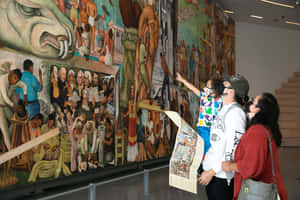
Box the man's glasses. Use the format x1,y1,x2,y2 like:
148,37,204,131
224,86,233,89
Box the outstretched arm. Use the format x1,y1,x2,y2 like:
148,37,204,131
176,72,200,97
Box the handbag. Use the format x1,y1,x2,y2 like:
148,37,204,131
237,128,278,200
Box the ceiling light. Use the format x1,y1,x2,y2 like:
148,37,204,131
249,15,264,19
224,10,234,14
285,20,300,26
260,0,294,8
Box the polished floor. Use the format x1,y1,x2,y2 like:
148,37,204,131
40,147,299,200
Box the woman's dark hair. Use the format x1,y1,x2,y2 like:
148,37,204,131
249,93,282,146
211,77,224,98
235,95,249,107
12,69,22,80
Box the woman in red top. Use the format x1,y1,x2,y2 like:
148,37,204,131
222,93,288,200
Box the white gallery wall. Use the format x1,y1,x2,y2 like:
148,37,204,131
235,21,300,98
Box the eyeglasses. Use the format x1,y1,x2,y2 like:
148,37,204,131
224,86,233,89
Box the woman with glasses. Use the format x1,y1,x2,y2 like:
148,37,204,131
222,93,288,200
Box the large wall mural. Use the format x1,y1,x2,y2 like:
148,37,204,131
0,0,235,194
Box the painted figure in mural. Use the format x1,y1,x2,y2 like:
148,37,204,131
155,122,165,158
134,5,159,104
79,4,89,47
87,0,97,53
29,113,43,140
50,66,60,104
65,70,76,98
77,70,84,97
0,0,76,59
79,89,94,120
145,110,156,159
40,113,59,161
78,24,91,61
179,40,187,79
81,120,99,168
160,53,175,108
90,72,101,106
124,85,138,162
94,111,105,167
99,29,114,66
97,13,108,51
136,110,147,162
119,0,141,108
16,59,42,120
136,36,150,101
57,67,67,109
155,121,170,158
70,0,80,38
84,71,92,90
56,0,65,13
66,90,80,117
0,69,27,151
102,118,114,164
30,113,43,161
70,114,86,172
28,113,71,182
54,103,67,134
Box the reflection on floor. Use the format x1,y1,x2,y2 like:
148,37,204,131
39,147,300,200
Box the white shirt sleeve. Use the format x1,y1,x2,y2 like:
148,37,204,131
16,81,28,95
224,108,246,161
0,75,14,107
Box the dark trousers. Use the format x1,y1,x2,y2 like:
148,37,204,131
206,176,234,200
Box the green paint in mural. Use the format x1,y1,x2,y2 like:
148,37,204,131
177,0,210,47
0,0,76,59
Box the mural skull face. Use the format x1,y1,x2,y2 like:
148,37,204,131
0,0,76,59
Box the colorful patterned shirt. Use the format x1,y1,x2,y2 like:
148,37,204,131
196,91,222,128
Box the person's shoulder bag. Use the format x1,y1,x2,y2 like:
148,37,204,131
237,127,277,200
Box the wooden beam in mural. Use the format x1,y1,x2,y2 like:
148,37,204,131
138,102,169,113
0,128,59,165
200,37,212,47
199,48,210,56
49,59,120,75
224,31,235,38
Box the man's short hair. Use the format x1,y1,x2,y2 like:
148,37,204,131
12,69,22,80
23,59,33,71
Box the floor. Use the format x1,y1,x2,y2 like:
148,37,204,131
34,147,300,200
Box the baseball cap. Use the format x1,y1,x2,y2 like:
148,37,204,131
224,74,249,98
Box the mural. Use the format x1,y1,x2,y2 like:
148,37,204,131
0,0,235,194
118,0,176,163
0,50,118,189
176,0,212,89
214,3,235,76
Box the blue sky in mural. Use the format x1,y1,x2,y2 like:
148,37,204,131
177,0,210,48
95,0,124,28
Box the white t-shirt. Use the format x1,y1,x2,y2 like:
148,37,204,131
203,102,246,180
